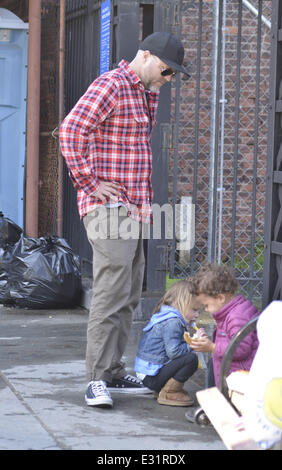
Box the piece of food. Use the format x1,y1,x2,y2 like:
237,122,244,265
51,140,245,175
183,331,200,345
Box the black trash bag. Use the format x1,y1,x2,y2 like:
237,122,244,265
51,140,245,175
0,212,23,247
0,244,14,304
0,235,82,308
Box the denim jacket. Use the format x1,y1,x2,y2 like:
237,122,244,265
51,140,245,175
134,305,190,376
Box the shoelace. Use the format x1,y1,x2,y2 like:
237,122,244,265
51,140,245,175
91,380,110,397
124,374,142,384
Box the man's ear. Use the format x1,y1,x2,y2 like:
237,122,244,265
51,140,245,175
142,50,151,62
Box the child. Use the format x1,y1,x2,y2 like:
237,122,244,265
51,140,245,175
134,279,200,407
189,263,259,388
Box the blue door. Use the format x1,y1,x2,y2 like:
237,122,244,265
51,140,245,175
0,9,28,229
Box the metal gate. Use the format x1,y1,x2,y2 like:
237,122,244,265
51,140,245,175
63,0,177,303
263,0,282,307
63,0,280,309
169,0,272,308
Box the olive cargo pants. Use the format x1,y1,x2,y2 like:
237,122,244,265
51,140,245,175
83,206,145,382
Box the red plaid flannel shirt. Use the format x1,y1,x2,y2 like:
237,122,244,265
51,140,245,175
59,60,160,223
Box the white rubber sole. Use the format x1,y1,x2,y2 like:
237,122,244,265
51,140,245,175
85,395,113,408
106,387,153,395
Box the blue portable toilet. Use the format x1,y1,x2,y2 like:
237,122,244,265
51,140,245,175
0,9,28,229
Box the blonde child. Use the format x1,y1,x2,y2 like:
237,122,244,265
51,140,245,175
134,279,200,407
189,263,259,388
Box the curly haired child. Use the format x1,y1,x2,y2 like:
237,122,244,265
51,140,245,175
189,263,259,388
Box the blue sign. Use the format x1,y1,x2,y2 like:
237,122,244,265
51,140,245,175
100,0,111,74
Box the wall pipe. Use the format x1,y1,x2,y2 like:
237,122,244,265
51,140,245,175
57,0,65,237
25,0,41,237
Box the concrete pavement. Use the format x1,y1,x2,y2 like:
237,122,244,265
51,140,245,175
0,305,225,451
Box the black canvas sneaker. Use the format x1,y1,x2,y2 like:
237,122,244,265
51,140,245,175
106,374,152,394
85,380,113,408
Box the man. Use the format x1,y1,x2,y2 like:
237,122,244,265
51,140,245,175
60,32,190,408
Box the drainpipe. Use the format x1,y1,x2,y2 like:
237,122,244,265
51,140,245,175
25,0,41,237
57,0,65,237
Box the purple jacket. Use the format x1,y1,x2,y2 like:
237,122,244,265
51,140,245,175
212,294,259,386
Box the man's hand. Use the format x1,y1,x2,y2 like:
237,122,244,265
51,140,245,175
93,181,121,204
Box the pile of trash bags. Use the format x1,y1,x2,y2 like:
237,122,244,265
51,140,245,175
0,212,81,308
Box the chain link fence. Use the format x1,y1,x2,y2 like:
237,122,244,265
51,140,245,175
169,0,272,307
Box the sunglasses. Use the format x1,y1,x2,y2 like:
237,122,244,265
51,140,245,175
151,54,177,77
161,68,177,77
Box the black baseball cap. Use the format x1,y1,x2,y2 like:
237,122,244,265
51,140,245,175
139,31,190,77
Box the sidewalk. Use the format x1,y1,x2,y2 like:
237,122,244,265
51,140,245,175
0,305,225,451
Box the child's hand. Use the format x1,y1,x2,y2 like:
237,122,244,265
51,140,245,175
190,337,216,353
197,328,207,338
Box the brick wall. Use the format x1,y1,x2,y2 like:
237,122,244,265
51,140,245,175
39,0,59,236
170,0,271,272
0,0,28,21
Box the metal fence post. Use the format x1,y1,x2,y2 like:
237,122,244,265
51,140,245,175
207,0,222,262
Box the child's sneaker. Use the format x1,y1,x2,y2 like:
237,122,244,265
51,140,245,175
106,374,152,394
185,407,210,425
85,380,113,408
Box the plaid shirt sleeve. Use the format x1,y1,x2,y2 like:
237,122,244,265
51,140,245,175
59,75,119,195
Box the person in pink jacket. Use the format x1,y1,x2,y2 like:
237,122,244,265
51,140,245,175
189,263,259,387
